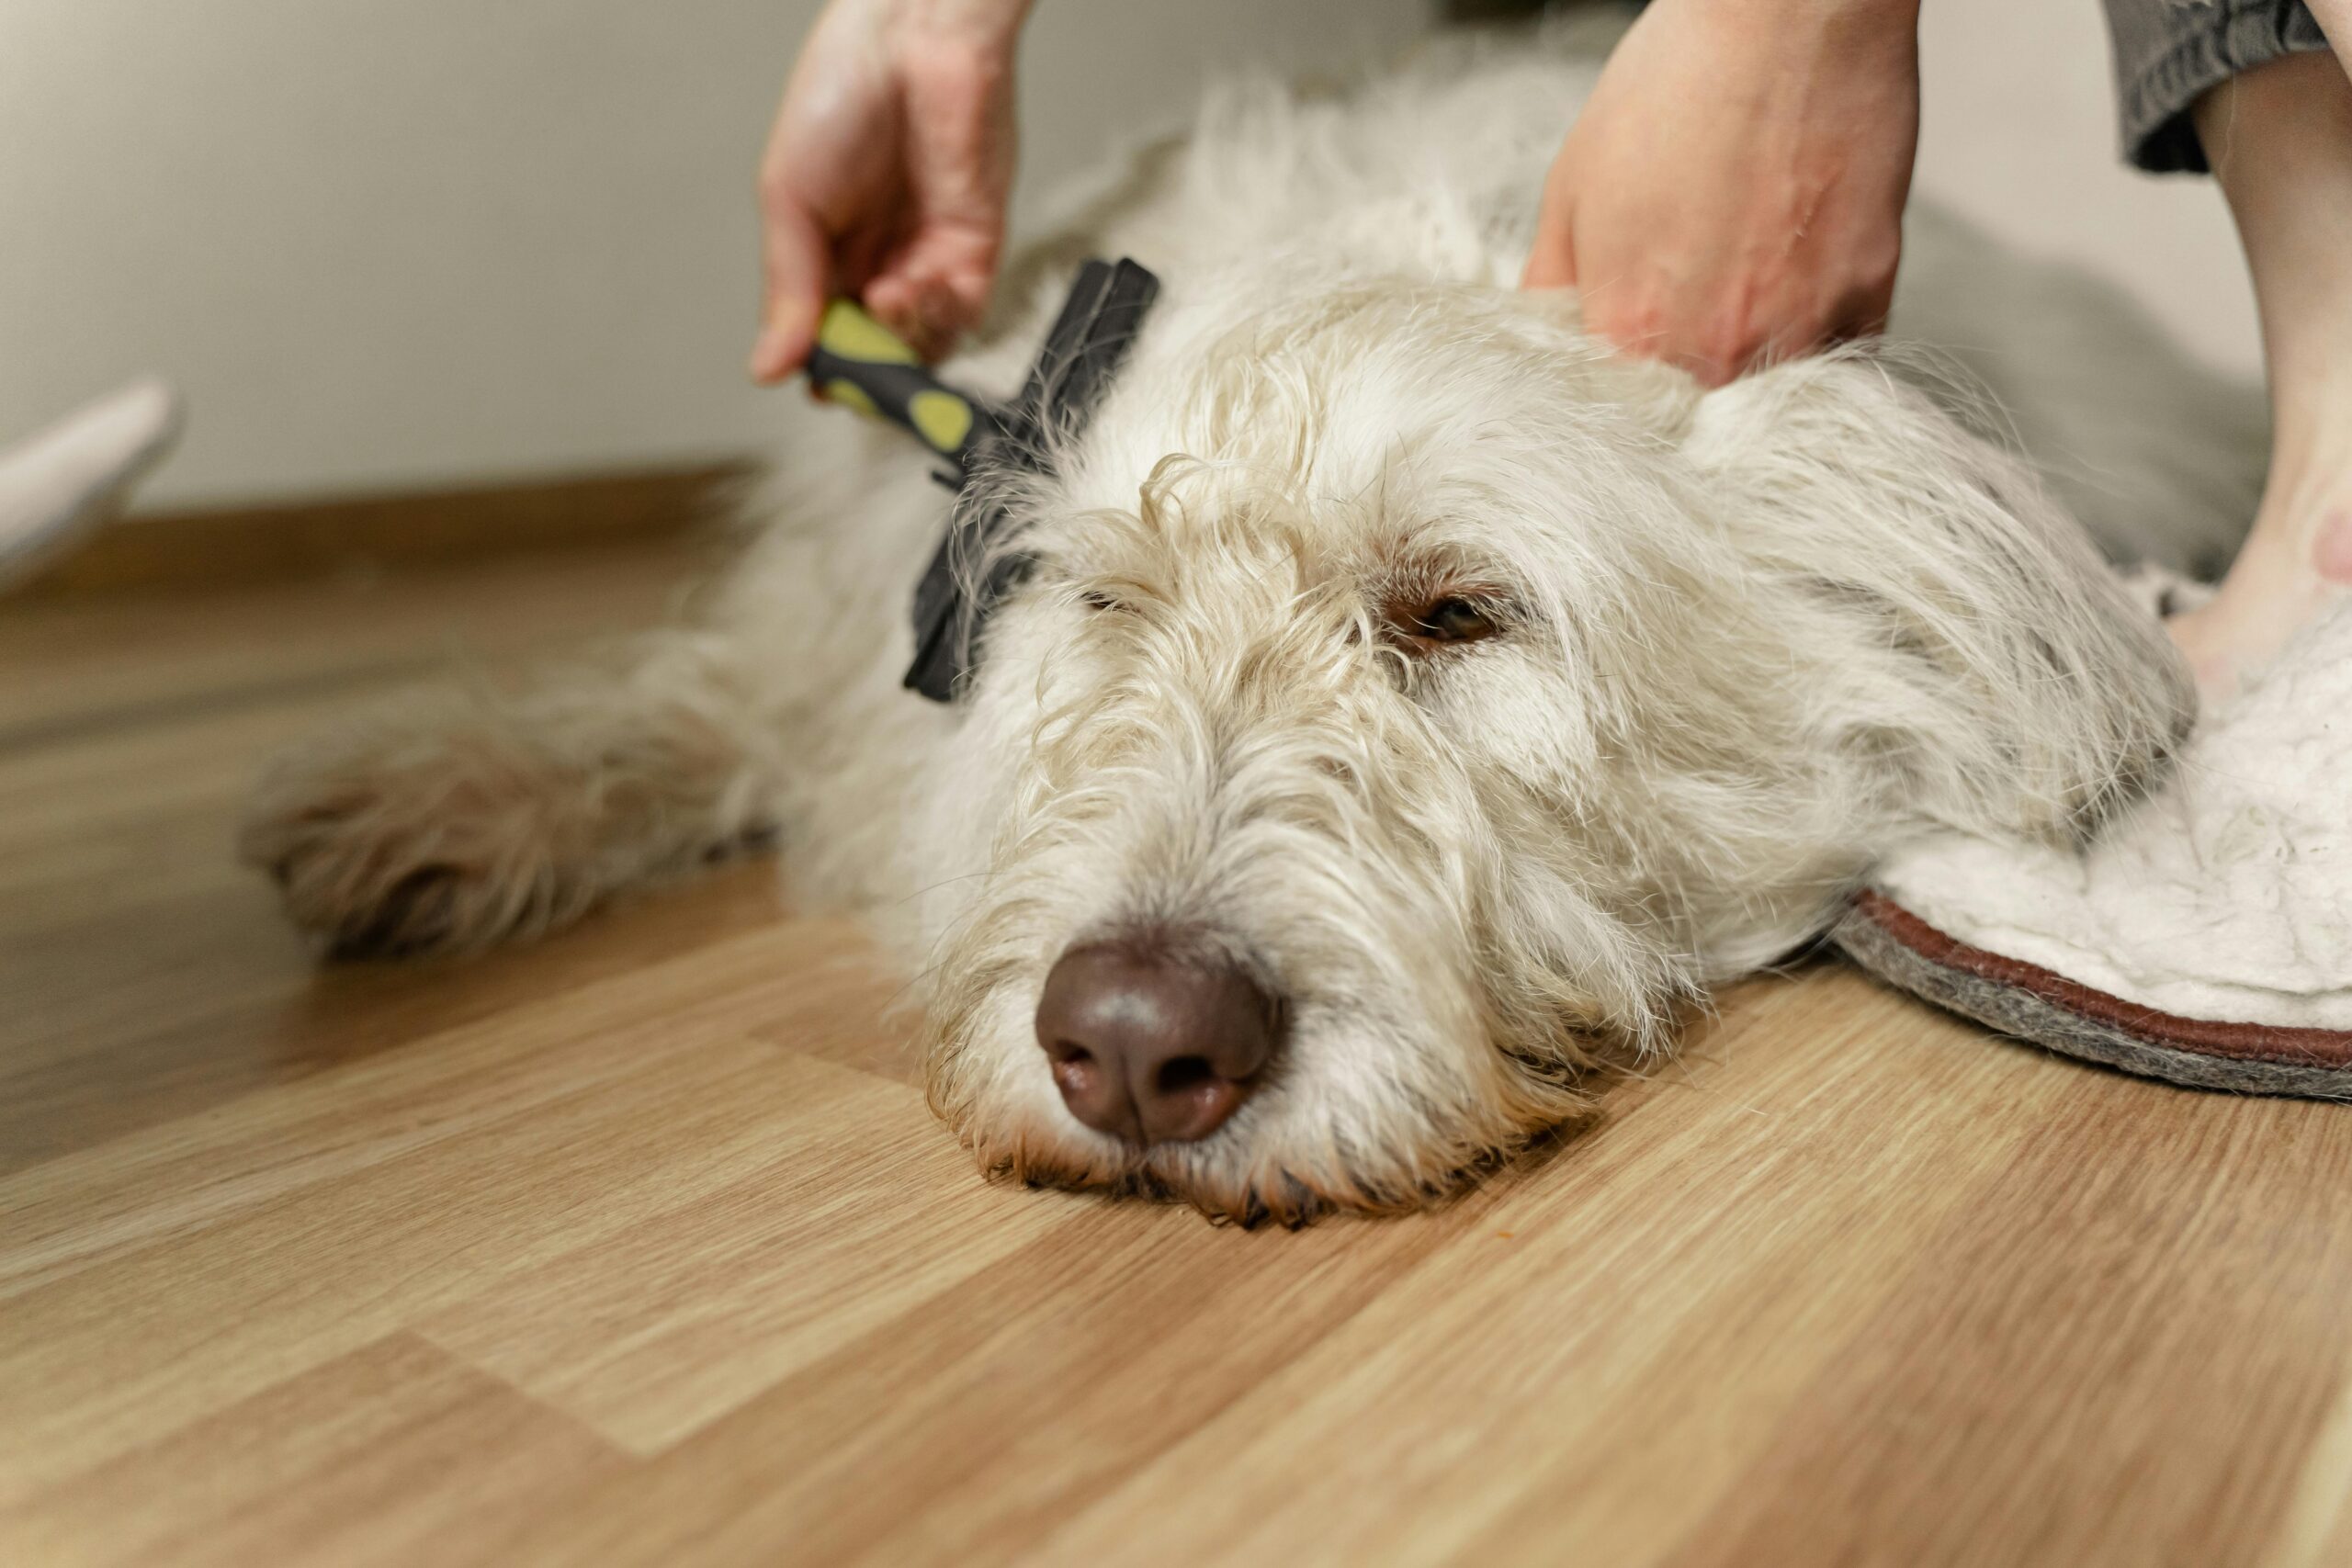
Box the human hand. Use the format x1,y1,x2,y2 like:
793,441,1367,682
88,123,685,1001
1522,0,1922,386
750,0,1031,380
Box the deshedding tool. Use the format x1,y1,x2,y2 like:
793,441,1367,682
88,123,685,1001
806,258,1160,702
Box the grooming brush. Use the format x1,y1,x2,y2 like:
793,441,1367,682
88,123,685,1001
806,258,1160,702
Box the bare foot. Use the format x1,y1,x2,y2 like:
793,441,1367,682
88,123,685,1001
2167,466,2352,698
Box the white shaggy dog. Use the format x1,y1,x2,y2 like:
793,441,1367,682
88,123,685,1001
243,38,2235,1223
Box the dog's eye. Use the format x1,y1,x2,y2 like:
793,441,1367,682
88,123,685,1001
1415,596,1498,642
1378,586,1509,655
1080,590,1125,614
1385,591,1506,652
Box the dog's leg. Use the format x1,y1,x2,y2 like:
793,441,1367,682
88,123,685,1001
241,633,780,957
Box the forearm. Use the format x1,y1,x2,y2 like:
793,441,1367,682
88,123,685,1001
874,0,1034,50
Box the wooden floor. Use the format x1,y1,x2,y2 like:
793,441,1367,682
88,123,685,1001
5,538,2350,1568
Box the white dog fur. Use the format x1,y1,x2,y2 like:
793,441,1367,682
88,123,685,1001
243,33,2246,1223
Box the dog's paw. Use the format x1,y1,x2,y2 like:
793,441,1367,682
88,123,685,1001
238,710,593,959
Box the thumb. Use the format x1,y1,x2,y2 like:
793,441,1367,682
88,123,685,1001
750,199,831,383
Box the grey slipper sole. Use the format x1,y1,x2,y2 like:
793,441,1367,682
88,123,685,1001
1834,889,2352,1100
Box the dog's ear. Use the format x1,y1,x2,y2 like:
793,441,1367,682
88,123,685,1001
1679,353,2194,842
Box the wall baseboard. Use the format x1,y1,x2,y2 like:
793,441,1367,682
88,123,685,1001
13,460,757,599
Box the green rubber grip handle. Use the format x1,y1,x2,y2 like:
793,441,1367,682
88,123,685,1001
805,300,980,467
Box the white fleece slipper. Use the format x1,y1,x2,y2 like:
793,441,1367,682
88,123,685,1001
0,378,184,592
1838,598,2352,1098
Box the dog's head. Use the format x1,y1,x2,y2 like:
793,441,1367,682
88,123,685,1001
917,276,2189,1223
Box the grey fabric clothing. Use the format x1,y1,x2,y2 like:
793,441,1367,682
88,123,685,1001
2103,0,2335,172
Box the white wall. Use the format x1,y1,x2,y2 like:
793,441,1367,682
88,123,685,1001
1,0,2264,513
1913,0,2261,380
0,0,1430,511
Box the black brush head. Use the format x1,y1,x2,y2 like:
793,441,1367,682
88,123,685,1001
903,258,1160,704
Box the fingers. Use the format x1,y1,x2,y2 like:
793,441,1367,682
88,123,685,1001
1577,287,1773,389
751,195,831,383
752,189,999,378
865,216,1001,358
1572,263,1898,388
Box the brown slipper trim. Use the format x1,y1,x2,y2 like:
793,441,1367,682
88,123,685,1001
1834,889,2352,1100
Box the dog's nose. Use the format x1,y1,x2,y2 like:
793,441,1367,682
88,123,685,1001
1035,943,1280,1145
